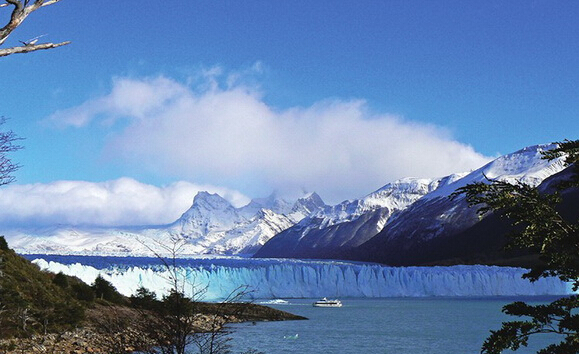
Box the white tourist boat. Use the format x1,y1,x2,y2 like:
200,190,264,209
313,297,343,307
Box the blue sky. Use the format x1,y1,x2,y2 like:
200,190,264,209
0,1,578,226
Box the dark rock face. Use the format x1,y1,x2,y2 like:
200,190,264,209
254,207,391,259
345,205,512,266
343,196,480,265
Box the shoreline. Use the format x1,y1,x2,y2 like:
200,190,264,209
0,302,306,354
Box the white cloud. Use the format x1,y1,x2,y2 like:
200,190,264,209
0,178,249,227
47,76,188,127
47,73,491,203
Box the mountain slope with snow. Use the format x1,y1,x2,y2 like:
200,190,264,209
348,144,569,265
5,143,571,262
254,177,445,258
5,192,327,257
256,144,568,262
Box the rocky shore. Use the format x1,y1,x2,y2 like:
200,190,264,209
0,302,306,354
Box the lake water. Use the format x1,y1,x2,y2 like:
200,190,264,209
227,297,562,354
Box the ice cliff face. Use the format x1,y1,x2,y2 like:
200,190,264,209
31,256,571,300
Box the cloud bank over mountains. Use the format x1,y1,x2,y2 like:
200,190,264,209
0,71,491,228
0,178,248,227
47,73,490,203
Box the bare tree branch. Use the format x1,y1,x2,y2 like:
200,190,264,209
0,117,23,186
0,0,68,57
40,0,62,7
0,40,69,56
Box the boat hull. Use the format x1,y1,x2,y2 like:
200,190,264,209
313,298,343,307
313,303,343,308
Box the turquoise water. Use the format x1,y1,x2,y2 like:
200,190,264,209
227,297,562,354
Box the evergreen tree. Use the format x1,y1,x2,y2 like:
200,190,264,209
0,236,8,251
52,271,69,288
130,286,159,310
91,275,125,304
454,139,579,354
71,281,96,302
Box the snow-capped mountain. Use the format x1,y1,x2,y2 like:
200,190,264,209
255,144,569,262
254,177,446,258
167,191,325,255
347,144,570,265
423,143,565,200
315,177,444,227
5,143,572,263
5,192,327,257
172,192,244,241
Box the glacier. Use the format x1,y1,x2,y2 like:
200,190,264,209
29,255,572,301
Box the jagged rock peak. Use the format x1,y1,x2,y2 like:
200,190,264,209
364,177,440,207
190,191,234,211
176,191,239,230
292,192,326,213
240,192,292,215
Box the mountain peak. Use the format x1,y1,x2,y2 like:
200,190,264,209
175,191,239,233
299,191,323,202
480,144,562,184
240,193,292,216
425,143,566,200
190,191,233,211
292,192,326,214
366,177,439,202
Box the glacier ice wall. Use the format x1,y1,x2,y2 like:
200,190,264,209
31,256,572,301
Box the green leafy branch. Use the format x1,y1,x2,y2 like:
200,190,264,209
481,296,579,354
452,139,579,354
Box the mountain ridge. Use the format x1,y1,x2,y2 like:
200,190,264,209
4,143,571,262
3,191,328,257
255,144,569,262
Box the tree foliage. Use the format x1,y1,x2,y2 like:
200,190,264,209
130,285,158,310
454,139,579,354
481,297,579,354
92,274,127,304
0,240,86,338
